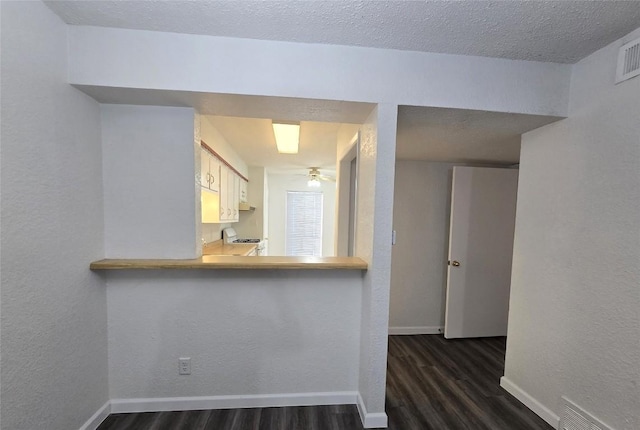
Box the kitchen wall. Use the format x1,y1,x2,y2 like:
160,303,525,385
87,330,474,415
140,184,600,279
389,161,455,333
267,173,336,256
201,223,228,244
504,27,640,430
234,166,268,242
102,105,199,258
199,114,248,244
0,2,109,429
200,115,249,178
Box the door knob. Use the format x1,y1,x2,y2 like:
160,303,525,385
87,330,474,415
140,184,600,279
451,260,460,267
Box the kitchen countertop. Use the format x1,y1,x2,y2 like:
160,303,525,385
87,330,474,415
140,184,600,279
202,240,256,256
89,256,368,270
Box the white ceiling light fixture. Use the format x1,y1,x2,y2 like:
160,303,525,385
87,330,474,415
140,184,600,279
272,121,300,154
307,176,321,188
307,167,334,188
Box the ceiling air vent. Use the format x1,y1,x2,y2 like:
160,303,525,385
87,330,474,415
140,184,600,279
559,397,612,430
615,37,640,84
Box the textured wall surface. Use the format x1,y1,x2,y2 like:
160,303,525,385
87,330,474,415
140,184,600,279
267,173,336,256
505,27,640,430
101,105,198,259
389,162,454,331
0,2,109,429
357,105,397,420
106,271,362,398
67,26,571,117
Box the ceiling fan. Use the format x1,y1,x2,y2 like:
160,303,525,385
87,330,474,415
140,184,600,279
306,167,335,187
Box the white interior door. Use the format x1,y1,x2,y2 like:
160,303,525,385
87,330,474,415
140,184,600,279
444,166,519,339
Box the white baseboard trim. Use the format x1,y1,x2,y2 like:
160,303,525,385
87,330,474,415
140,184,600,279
500,377,559,429
388,326,443,335
110,391,358,414
356,393,388,428
78,401,111,430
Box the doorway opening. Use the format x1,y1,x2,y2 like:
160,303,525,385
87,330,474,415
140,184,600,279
385,105,563,428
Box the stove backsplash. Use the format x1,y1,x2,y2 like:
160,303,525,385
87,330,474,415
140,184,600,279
202,223,231,245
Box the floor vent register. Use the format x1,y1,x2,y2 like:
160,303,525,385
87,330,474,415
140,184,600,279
559,397,612,430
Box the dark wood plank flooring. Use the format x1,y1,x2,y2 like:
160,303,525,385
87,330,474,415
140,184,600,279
385,335,552,430
97,335,552,430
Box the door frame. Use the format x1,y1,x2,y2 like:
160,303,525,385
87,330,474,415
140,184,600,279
335,132,360,256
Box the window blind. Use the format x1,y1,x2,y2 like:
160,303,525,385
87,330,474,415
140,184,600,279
285,191,323,256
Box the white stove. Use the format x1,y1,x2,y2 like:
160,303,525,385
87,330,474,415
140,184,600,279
223,228,265,255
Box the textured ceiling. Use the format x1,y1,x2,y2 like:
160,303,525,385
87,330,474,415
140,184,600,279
47,1,640,63
396,106,562,164
74,86,374,124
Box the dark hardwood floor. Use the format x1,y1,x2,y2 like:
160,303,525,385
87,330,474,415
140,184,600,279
97,335,552,430
385,335,551,430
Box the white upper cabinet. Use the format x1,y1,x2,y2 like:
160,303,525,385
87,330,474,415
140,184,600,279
209,157,220,193
239,179,248,203
232,173,240,221
200,149,220,193
219,163,229,221
200,144,246,224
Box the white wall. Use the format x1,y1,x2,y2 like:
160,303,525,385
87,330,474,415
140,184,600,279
389,161,454,333
106,271,362,399
201,223,230,244
98,103,365,412
68,26,570,117
234,166,268,241
504,27,640,430
0,2,109,429
356,105,398,426
64,25,575,425
102,105,199,258
267,174,336,256
200,116,248,178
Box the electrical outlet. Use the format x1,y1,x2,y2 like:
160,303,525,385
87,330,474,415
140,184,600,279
178,357,191,375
